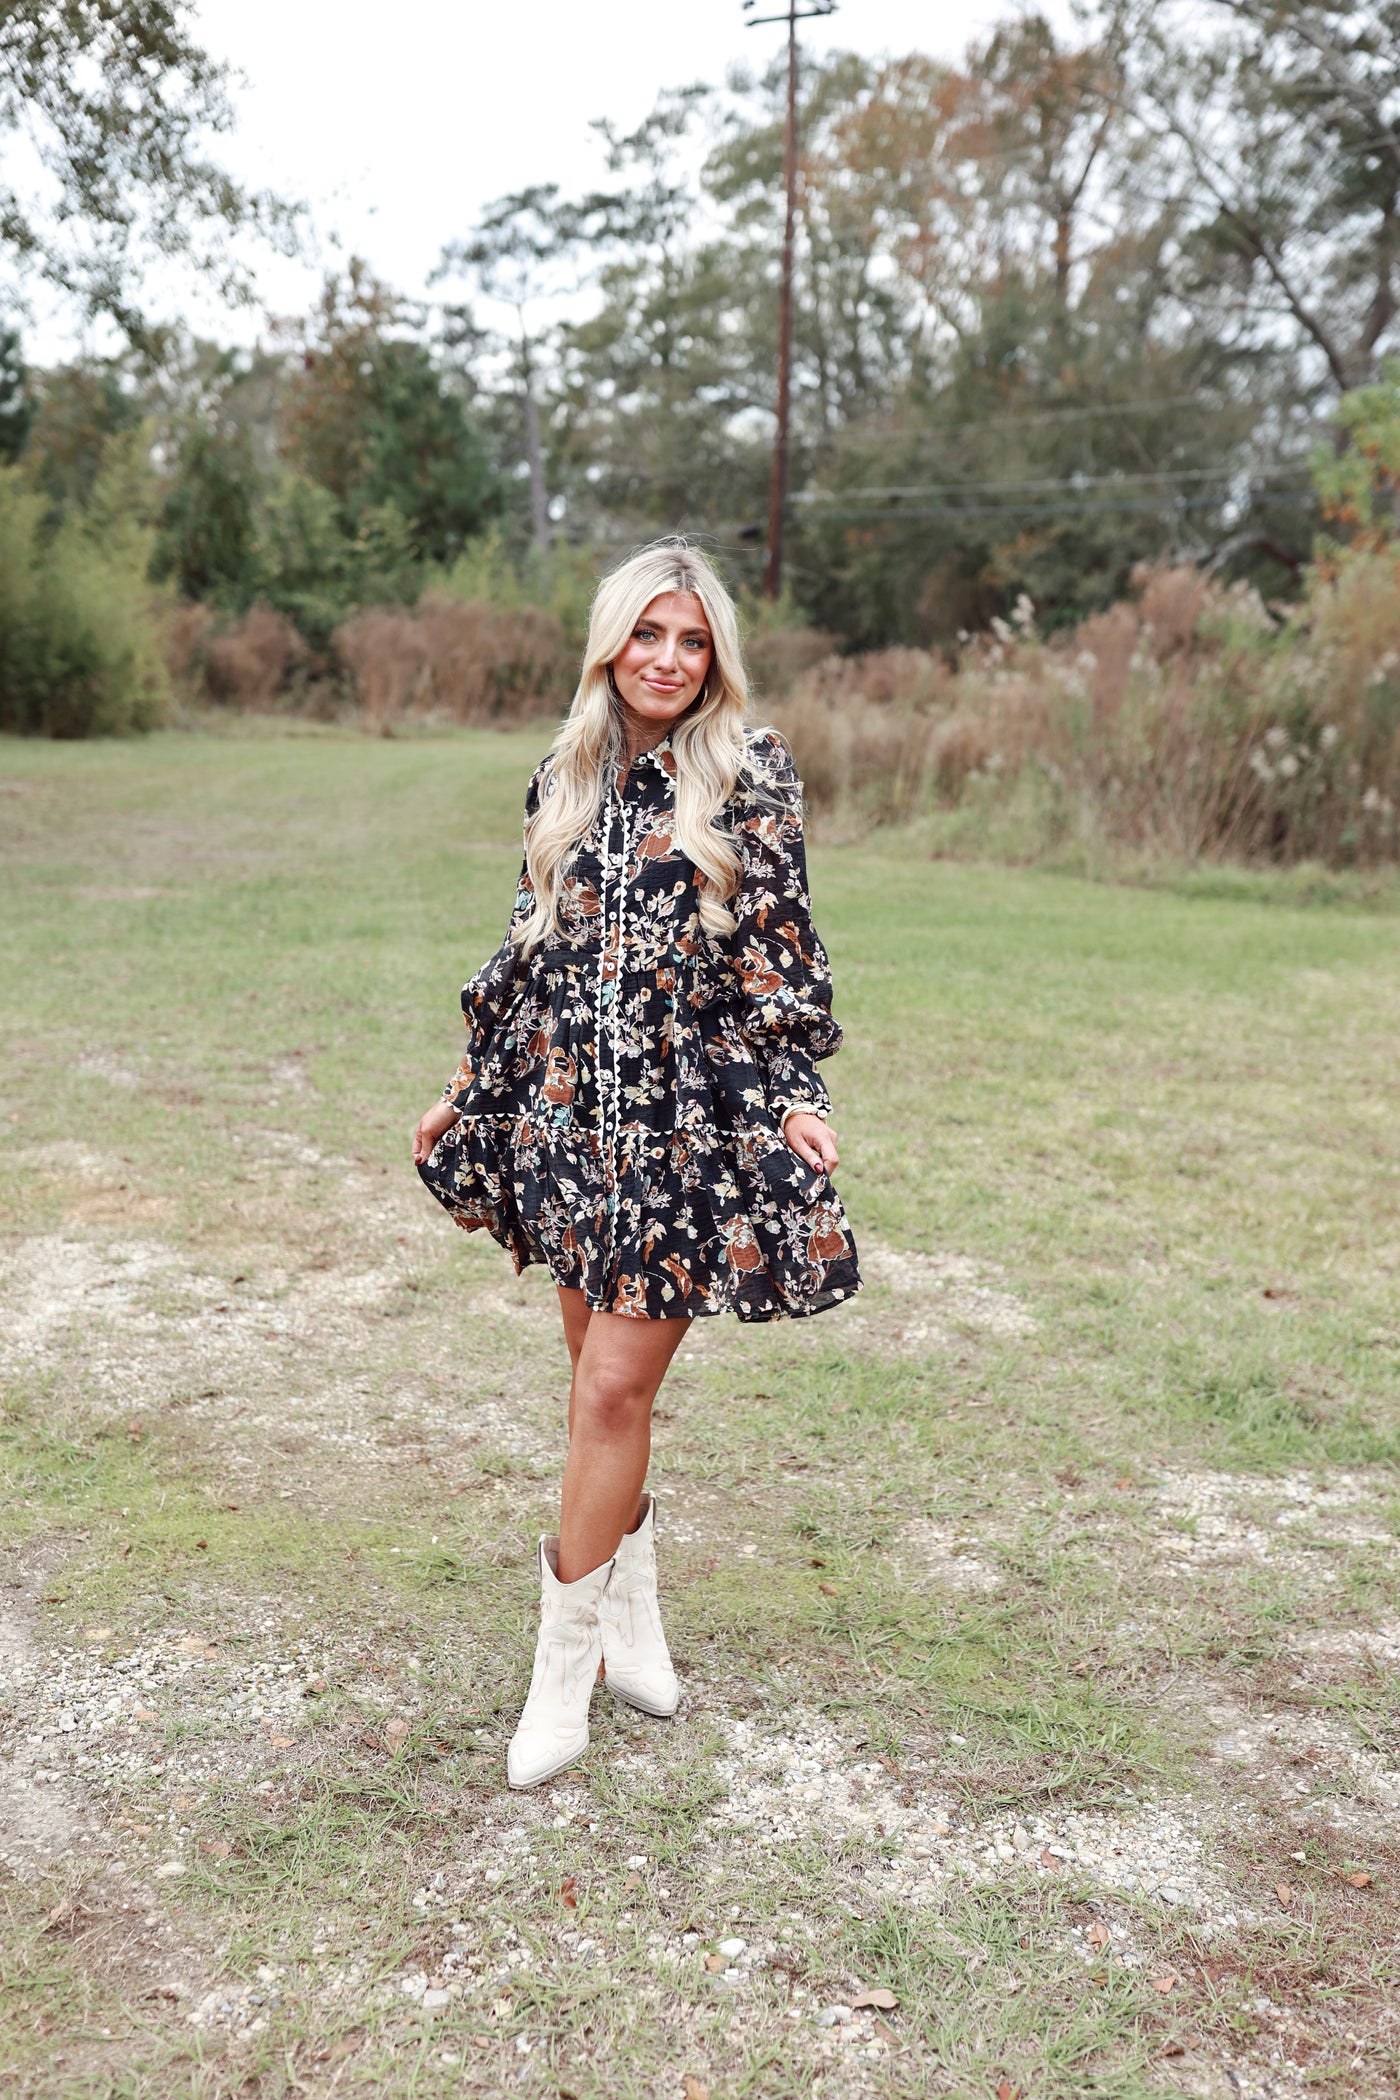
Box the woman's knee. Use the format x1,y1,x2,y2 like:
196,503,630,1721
572,1369,651,1442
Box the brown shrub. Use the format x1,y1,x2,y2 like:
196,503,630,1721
334,594,573,729
203,606,306,707
160,602,216,693
767,560,1400,866
1135,563,1212,659
745,623,836,697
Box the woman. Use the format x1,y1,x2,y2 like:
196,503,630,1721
412,539,860,1790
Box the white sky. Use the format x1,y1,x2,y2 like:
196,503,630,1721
19,0,1079,358
164,0,1030,347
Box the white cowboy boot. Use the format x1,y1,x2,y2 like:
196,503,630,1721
507,1537,614,1790
599,1493,681,1717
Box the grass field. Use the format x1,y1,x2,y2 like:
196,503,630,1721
1,723,1398,2099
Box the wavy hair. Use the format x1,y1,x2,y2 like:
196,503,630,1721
517,539,758,952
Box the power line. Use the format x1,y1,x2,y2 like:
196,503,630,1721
793,485,1314,524
833,392,1291,440
795,464,1311,500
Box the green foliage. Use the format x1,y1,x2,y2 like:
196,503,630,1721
155,421,261,603
22,360,143,515
0,328,33,462
252,474,420,651
280,265,499,571
433,526,597,653
0,463,168,735
0,0,294,325
1311,359,1400,556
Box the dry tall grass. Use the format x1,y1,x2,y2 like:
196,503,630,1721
334,595,571,732
765,560,1400,867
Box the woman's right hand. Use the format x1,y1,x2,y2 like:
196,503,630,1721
412,1098,461,1165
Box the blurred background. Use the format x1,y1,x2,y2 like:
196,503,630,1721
3,0,1400,872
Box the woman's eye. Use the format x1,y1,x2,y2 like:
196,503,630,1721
683,637,708,650
634,627,656,642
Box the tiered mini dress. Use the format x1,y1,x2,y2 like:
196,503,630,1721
418,728,861,1321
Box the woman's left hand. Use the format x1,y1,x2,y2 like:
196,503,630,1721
783,1111,839,1175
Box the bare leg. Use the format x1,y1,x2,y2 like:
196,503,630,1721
554,1301,686,1582
556,1286,591,1441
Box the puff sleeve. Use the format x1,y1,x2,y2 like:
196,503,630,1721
726,732,841,1127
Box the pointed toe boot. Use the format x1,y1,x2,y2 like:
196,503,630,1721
506,1537,614,1790
599,1492,681,1718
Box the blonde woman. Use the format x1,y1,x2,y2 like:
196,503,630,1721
413,539,860,1788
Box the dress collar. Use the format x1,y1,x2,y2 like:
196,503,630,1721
631,734,673,770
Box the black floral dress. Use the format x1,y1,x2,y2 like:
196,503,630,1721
418,728,861,1321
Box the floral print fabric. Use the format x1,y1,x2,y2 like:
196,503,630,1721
417,728,862,1321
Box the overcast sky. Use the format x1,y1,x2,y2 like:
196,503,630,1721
160,0,1031,344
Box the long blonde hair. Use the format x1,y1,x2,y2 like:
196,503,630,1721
517,539,754,952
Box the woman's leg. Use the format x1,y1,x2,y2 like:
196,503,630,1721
556,1286,591,1442
555,1307,686,1583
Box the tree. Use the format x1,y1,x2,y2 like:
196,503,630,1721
0,328,33,460
278,265,499,566
0,1,294,331
1136,0,1400,395
438,186,580,548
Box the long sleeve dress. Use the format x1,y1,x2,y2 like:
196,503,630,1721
417,728,862,1321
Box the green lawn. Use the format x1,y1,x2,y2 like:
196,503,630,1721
1,724,1398,2099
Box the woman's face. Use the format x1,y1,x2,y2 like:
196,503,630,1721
610,592,714,733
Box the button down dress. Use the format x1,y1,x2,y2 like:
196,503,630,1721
418,728,861,1321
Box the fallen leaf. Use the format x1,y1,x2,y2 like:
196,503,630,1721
1151,1972,1179,1994
176,1635,218,1658
44,1899,74,1931
133,1706,158,1723
126,1418,144,1441
1159,2043,1186,2058
682,2079,710,2100
1039,1846,1059,1870
852,1987,898,2011
84,1627,114,1643
819,1582,838,1598
1344,1869,1372,1889
193,1539,208,1551
268,1734,295,1750
1114,1477,1133,1490
704,1953,726,1973
1276,1882,1292,1908
1086,1921,1111,1949
384,1718,410,1746
997,2081,1021,2100
622,1874,640,1896
562,1891,577,1910
873,2019,897,2045
302,1676,327,1695
316,2034,363,2062
1018,1934,1031,1949
198,1838,231,1859
359,1730,383,1753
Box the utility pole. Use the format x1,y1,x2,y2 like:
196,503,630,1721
744,0,837,600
